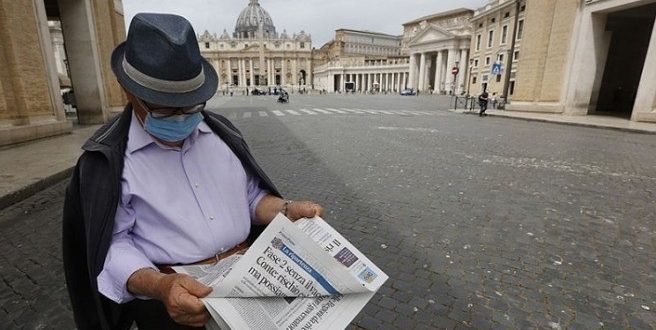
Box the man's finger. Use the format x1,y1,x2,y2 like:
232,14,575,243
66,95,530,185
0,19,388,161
181,276,213,298
178,293,208,315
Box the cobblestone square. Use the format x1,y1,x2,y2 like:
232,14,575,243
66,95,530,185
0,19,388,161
1,95,655,329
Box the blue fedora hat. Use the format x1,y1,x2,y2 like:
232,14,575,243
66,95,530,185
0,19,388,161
111,13,218,107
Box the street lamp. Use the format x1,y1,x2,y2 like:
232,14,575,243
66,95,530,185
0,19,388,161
452,60,460,95
467,58,474,97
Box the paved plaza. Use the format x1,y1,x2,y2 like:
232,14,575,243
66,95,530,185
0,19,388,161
1,94,655,329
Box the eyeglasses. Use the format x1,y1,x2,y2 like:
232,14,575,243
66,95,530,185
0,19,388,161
135,97,206,119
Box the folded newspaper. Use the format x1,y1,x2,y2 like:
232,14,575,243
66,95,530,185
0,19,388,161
173,214,388,330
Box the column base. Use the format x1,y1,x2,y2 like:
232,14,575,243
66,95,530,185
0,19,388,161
0,118,73,147
632,110,656,123
506,101,565,114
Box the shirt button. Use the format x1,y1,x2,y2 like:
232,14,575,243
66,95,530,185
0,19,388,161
209,216,215,220
195,183,199,188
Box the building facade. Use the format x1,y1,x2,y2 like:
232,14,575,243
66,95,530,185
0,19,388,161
313,56,410,93
198,0,313,91
403,8,474,94
508,0,656,123
0,0,126,146
467,0,526,98
313,29,407,93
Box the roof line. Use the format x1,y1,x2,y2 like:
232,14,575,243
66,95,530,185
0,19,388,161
402,7,474,26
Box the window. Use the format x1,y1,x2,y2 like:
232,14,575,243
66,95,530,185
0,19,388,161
476,34,482,51
482,74,489,82
504,12,510,19
501,25,508,44
491,18,496,23
520,5,526,12
487,30,494,48
474,59,479,67
478,23,483,28
496,74,502,82
516,20,524,40
485,56,491,66
204,42,210,49
513,51,520,61
472,76,477,84
498,54,504,63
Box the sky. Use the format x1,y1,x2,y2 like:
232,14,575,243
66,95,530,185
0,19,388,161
123,0,486,47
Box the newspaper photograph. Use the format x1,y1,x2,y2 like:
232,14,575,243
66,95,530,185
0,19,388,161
174,213,388,329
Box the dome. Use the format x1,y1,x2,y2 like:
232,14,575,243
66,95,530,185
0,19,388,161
234,0,277,39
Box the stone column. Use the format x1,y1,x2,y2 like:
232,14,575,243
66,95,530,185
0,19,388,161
632,16,656,122
292,60,298,88
446,49,457,94
281,58,287,86
418,53,426,91
341,73,346,92
458,49,468,94
243,59,247,87
408,54,417,89
435,51,444,92
356,74,360,91
249,59,255,86
306,59,313,88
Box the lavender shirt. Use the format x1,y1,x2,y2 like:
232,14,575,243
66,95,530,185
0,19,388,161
97,113,267,303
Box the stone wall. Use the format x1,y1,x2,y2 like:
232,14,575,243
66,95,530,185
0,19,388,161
512,0,579,106
0,1,55,122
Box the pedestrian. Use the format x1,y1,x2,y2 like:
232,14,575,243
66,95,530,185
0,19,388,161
491,92,498,109
478,90,489,116
62,13,324,330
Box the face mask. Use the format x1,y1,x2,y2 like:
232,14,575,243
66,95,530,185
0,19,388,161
144,112,203,142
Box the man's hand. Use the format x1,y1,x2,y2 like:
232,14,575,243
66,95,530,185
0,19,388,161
127,269,212,327
255,195,325,225
286,201,324,221
155,274,212,327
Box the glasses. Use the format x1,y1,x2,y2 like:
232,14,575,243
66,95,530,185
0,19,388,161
135,97,206,119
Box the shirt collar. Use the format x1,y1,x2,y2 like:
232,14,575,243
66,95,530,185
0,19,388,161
127,113,212,154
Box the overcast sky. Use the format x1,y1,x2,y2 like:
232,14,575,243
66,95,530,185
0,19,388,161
123,0,486,47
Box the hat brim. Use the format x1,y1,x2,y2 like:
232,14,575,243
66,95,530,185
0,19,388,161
111,42,218,107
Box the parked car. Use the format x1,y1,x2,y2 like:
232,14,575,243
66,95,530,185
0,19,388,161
400,89,416,96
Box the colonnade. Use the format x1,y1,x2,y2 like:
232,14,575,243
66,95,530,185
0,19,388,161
216,57,312,88
337,72,409,92
408,49,468,94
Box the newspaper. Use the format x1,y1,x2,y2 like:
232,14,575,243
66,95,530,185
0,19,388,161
173,214,388,330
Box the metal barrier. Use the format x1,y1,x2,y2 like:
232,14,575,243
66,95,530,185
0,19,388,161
453,96,477,111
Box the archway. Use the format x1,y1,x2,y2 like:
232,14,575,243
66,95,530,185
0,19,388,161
592,3,656,118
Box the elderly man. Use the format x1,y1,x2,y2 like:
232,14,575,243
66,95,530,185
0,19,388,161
63,13,323,330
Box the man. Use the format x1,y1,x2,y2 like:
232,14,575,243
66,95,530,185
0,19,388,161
63,13,323,330
478,90,489,117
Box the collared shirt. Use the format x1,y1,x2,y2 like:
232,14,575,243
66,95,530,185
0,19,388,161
97,113,267,303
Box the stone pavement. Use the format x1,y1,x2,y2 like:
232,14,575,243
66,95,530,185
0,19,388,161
450,108,656,134
1,95,656,329
0,125,100,210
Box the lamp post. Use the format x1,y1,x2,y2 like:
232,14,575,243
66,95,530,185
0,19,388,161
467,58,474,97
452,61,460,95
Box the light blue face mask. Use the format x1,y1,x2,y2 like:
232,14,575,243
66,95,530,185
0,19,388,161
144,112,203,142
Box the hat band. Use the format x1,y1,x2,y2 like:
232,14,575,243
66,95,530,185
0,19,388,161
122,57,206,93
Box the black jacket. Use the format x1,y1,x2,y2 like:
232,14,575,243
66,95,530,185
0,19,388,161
62,105,281,329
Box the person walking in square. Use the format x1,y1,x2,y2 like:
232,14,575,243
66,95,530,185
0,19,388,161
478,90,489,116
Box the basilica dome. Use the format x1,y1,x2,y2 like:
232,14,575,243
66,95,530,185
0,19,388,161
234,0,277,39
